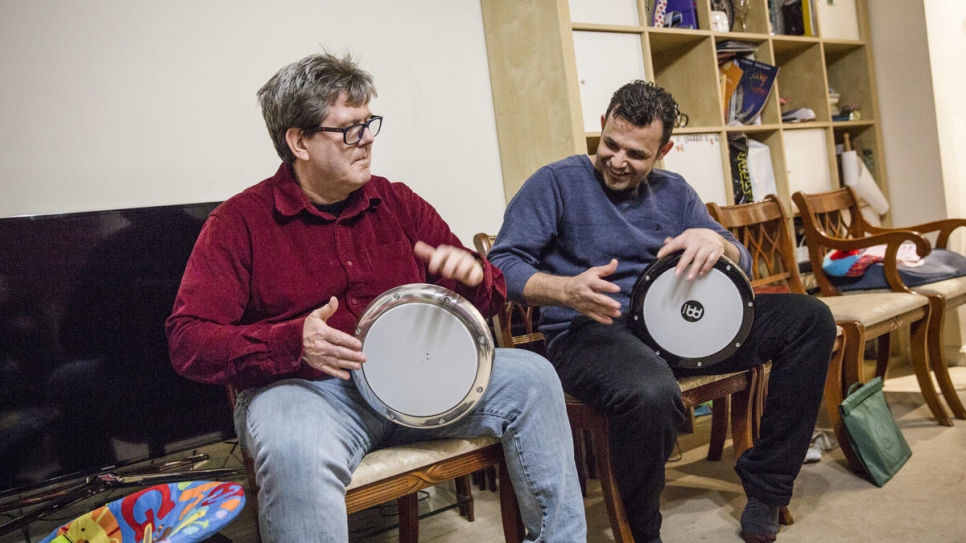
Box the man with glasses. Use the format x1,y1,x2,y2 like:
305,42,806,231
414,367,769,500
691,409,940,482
166,52,585,542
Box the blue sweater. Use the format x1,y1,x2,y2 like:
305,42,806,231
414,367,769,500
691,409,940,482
488,154,751,344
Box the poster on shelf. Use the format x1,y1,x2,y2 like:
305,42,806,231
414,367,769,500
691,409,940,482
814,0,860,40
663,134,728,205
784,129,831,212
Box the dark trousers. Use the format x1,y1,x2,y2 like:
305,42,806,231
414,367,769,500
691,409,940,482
547,293,835,542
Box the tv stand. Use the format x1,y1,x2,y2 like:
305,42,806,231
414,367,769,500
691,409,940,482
0,452,244,539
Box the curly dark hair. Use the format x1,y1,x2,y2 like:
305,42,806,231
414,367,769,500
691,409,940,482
604,80,679,147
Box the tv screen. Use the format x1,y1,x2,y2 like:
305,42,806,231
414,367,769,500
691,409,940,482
0,202,234,500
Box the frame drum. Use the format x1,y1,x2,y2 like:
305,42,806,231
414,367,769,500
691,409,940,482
629,253,754,369
352,284,494,428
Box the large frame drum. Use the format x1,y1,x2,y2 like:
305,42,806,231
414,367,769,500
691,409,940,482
629,253,754,369
353,284,494,428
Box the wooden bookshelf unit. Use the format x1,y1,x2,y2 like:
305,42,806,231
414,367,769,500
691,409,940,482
481,0,887,222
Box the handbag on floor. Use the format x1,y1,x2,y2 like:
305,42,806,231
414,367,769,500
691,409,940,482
839,377,912,486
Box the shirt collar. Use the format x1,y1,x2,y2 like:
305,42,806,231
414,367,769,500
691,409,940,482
271,162,382,220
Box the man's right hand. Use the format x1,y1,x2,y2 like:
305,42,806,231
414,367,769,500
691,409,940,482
302,296,366,380
524,259,623,325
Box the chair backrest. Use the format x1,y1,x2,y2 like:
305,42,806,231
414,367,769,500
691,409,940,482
707,194,806,295
792,186,868,240
792,186,885,297
473,232,546,355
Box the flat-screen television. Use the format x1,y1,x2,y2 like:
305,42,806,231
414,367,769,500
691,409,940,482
0,202,235,501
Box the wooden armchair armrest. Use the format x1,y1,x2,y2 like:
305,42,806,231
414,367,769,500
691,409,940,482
803,229,931,296
866,218,966,250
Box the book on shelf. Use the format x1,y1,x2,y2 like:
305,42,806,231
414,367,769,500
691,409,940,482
652,0,698,29
719,60,744,120
716,40,758,65
782,107,817,123
777,0,815,36
730,57,779,125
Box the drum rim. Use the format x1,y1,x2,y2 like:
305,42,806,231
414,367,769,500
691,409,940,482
629,253,755,369
353,283,494,428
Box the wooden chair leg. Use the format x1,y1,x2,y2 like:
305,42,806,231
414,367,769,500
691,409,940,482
779,505,794,526
833,324,872,473
909,317,953,426
572,430,588,496
397,493,419,543
590,419,634,543
874,333,891,380
924,296,966,419
454,475,475,521
729,373,755,461
707,397,730,461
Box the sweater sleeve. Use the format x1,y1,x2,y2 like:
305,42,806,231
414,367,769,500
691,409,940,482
487,166,564,302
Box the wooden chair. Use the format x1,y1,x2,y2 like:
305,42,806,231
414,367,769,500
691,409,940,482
227,386,525,543
474,232,766,539
792,187,964,426
708,194,935,474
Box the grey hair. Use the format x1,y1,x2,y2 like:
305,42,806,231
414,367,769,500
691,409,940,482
604,80,679,147
257,52,377,163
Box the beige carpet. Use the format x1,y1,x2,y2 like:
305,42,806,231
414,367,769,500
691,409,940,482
353,366,966,543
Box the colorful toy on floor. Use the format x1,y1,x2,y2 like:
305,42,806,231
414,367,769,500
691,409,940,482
39,481,245,543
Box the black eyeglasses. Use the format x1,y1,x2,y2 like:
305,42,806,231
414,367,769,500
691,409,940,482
304,116,383,145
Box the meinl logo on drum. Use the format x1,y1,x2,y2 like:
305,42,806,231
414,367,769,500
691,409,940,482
681,300,704,322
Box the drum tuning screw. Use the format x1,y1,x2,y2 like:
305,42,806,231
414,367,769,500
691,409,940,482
735,342,741,347
726,265,732,271
443,297,451,304
748,302,753,307
633,315,639,321
438,418,446,425
478,336,485,344
388,414,395,420
355,328,361,335
476,387,483,393
696,362,703,367
393,294,400,300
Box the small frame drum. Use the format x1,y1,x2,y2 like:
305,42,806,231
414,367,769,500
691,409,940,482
353,283,494,428
629,253,754,369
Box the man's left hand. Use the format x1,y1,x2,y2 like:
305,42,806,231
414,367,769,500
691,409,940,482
414,241,484,287
657,228,732,280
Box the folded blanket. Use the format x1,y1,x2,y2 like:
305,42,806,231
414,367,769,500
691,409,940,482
823,246,966,292
823,242,924,278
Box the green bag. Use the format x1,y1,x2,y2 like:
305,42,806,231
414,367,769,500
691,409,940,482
838,376,912,487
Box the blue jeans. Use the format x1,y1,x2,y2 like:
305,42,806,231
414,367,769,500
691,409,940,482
548,293,835,542
233,348,586,542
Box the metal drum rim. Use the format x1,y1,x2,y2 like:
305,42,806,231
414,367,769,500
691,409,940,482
629,253,755,369
353,283,494,428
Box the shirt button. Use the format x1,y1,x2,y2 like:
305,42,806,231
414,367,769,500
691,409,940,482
346,261,353,266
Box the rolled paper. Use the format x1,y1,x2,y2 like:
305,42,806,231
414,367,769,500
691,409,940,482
842,150,889,215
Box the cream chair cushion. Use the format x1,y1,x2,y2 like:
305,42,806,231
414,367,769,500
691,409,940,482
817,292,928,325
347,436,500,490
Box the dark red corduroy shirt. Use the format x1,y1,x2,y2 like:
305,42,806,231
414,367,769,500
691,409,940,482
165,163,505,391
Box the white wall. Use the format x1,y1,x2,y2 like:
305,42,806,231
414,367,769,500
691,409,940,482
924,0,966,254
0,0,507,245
866,1,947,229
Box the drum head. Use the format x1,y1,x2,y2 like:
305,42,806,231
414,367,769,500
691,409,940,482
629,253,754,369
353,284,494,428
